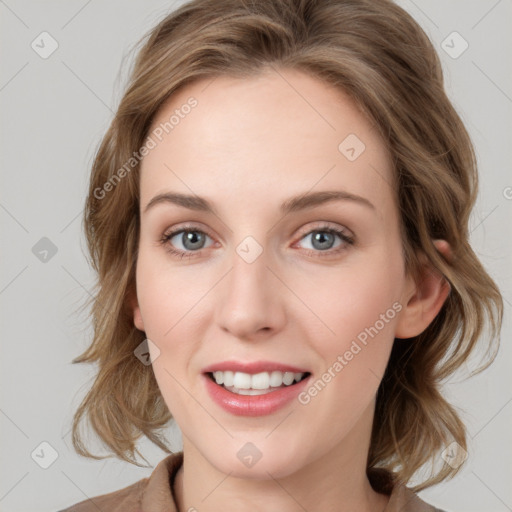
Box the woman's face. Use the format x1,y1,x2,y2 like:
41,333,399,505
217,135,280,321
133,68,416,478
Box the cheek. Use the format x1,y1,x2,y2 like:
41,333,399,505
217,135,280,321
294,249,403,409
294,271,400,445
300,251,403,347
135,250,210,405
135,247,206,339
136,256,198,413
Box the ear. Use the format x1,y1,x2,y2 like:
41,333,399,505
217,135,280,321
395,239,452,339
127,287,145,332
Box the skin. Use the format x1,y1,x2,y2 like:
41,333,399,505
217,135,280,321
131,68,450,512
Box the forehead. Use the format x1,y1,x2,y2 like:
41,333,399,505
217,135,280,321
140,68,395,218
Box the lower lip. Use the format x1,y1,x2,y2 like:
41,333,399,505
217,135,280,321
203,374,311,417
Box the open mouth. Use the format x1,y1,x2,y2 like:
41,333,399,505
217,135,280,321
206,370,311,396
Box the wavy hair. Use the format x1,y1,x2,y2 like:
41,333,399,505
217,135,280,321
71,0,503,492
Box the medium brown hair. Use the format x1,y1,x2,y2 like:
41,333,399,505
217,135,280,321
71,0,503,492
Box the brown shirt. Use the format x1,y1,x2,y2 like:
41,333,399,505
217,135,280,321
59,452,446,512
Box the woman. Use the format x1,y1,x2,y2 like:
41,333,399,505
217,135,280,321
61,0,503,510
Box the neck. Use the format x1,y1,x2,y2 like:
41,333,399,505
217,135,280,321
173,405,390,512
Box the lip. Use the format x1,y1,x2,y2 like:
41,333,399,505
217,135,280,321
201,360,309,374
202,369,311,417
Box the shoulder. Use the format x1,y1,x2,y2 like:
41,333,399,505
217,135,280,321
58,452,184,512
57,477,148,512
369,468,448,512
386,483,449,512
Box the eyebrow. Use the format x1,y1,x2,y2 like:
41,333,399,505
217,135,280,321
143,190,375,215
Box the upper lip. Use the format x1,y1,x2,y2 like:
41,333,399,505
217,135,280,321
202,361,310,375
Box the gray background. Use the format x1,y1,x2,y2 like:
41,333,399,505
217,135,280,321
1,1,511,511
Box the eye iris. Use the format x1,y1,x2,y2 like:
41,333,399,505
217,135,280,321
173,229,341,252
312,231,334,250
182,231,205,250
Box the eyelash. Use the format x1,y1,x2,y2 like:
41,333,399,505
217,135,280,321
159,223,355,260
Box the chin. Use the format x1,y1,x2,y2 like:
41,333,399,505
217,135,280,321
198,435,310,480
215,454,301,480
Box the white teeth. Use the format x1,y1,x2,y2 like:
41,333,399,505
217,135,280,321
223,371,234,387
269,371,283,387
211,370,306,391
282,372,295,385
233,372,252,389
251,372,270,390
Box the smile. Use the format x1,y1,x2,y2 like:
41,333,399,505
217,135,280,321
208,370,309,395
201,361,312,416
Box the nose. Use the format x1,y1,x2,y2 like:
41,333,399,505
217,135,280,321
215,244,286,341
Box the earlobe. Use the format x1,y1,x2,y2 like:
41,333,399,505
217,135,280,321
127,288,145,331
133,304,145,332
395,240,452,339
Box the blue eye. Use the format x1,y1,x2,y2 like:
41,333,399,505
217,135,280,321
297,227,353,253
161,227,214,258
160,223,354,259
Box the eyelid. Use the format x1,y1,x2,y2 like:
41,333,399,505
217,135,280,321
161,221,352,243
160,220,354,258
293,221,353,241
162,222,215,239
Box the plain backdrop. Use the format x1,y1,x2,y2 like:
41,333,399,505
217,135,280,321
1,1,511,511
